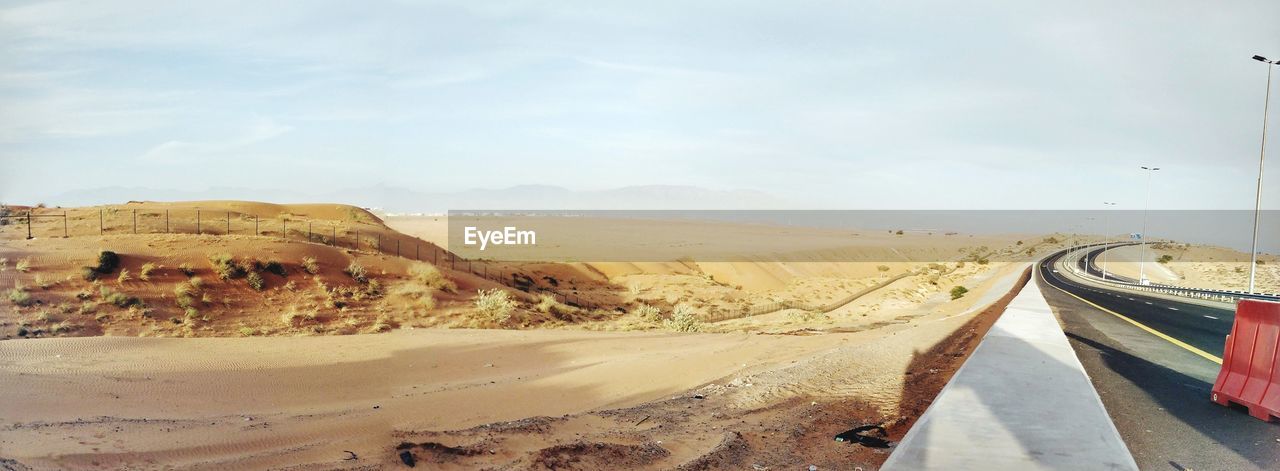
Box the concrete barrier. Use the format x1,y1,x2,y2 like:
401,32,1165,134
883,266,1137,470
1211,299,1280,422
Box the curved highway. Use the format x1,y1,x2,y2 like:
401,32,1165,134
1036,249,1279,470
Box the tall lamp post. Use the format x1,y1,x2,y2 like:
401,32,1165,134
1248,55,1278,293
1139,166,1161,285
1102,201,1117,280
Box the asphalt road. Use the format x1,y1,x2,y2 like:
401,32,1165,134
1038,251,1280,470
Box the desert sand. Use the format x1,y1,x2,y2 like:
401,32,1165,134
1,201,1052,469
1096,243,1279,292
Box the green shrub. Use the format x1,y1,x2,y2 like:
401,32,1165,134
95,250,120,274
876,265,891,272
15,258,31,273
264,260,286,276
179,263,196,277
7,288,33,307
950,286,969,300
663,303,702,332
474,288,516,324
105,291,142,308
246,271,265,291
208,253,245,280
1157,254,1174,264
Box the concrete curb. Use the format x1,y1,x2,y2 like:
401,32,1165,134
883,265,1137,470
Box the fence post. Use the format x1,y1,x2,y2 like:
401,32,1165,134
416,243,420,260
283,219,287,240
132,209,137,234
26,211,32,239
196,209,201,235
355,229,359,250
165,210,170,233
308,222,312,242
332,226,336,246
63,212,68,238
99,209,103,235
255,216,259,236
226,212,230,235
396,239,400,257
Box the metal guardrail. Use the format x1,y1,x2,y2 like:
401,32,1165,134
1058,244,1280,304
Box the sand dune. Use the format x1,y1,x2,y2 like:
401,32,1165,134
0,201,1062,469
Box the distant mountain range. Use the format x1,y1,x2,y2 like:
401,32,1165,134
37,185,791,212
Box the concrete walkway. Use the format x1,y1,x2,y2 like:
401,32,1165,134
883,266,1138,470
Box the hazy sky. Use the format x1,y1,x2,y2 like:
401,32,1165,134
2,0,1279,209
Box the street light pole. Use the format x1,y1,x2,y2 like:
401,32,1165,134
1248,55,1278,293
1139,166,1160,285
1102,201,1117,280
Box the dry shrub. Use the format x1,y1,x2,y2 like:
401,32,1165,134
408,263,456,292
536,293,578,320
301,256,320,275
344,261,368,283
391,283,437,311
631,303,661,322
663,303,702,332
474,289,516,324
208,253,245,280
139,262,159,281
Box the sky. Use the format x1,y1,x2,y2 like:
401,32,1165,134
1,0,1279,210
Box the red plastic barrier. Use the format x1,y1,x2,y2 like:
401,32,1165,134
1211,299,1280,421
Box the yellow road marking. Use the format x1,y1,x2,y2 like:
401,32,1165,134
1043,273,1223,365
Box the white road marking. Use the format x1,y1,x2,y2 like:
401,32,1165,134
1169,307,1179,311
1204,315,1218,320
1145,301,1153,305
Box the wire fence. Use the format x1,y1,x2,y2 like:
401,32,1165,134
0,208,600,310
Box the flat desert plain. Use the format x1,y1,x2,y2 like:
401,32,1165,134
1,201,1059,469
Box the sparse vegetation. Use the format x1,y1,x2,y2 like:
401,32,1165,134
301,256,319,275
94,250,120,274
0,257,7,272
474,288,516,324
632,303,661,322
7,286,33,307
34,274,53,290
139,263,159,281
179,263,196,277
117,269,131,284
950,286,969,300
208,253,245,280
246,271,266,291
15,258,31,272
663,303,702,332
408,263,455,292
264,260,286,277
535,293,578,319
876,265,891,272
345,261,368,283
1157,254,1174,264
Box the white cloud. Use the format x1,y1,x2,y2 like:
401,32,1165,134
140,117,293,163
